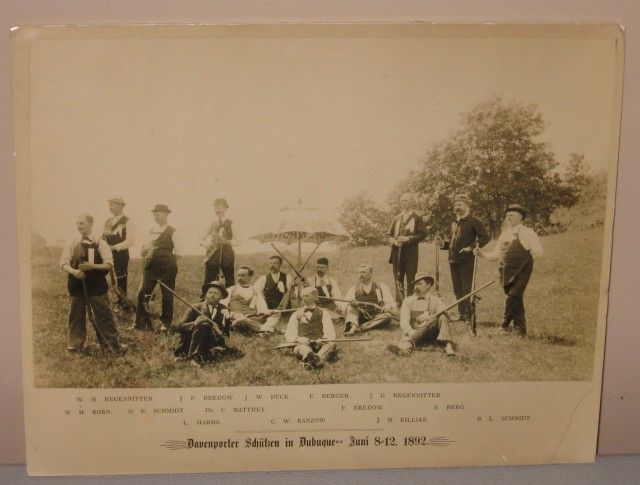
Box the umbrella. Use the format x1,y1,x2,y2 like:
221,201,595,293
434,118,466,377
250,200,350,267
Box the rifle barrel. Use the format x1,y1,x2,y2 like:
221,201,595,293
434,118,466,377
156,280,224,336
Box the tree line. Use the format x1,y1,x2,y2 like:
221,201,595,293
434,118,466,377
339,97,600,246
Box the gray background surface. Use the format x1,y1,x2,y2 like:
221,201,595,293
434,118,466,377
1,0,638,478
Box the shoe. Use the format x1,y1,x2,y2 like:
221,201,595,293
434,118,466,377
190,355,205,368
344,324,361,336
223,347,245,359
114,343,129,355
445,342,455,356
386,344,410,357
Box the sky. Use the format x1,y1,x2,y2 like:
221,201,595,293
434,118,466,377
28,30,618,254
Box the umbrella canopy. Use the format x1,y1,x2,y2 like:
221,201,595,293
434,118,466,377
250,204,350,246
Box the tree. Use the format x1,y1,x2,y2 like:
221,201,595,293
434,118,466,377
562,153,594,205
339,192,392,246
393,97,575,237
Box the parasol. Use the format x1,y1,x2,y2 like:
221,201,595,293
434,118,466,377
250,200,350,267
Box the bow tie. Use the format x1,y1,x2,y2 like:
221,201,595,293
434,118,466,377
304,308,314,312
416,297,427,300
240,285,251,289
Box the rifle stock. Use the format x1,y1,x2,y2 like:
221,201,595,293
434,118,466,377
274,336,372,349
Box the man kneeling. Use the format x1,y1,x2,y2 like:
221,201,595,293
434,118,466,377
174,281,243,366
284,287,336,370
387,275,455,357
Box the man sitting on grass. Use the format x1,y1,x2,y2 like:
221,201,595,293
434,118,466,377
174,281,243,367
343,264,397,336
387,274,455,357
284,287,336,370
222,265,273,335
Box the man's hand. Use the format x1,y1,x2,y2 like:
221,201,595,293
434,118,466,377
382,303,394,313
416,312,431,323
78,262,94,271
388,236,398,246
140,248,149,258
435,236,444,249
110,245,119,253
397,235,410,244
263,309,273,316
297,336,310,345
195,315,210,325
72,269,85,280
472,247,481,256
458,246,472,254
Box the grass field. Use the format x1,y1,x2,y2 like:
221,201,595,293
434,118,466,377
30,227,605,387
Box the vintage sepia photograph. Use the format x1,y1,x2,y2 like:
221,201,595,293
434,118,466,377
13,23,623,476
21,25,620,390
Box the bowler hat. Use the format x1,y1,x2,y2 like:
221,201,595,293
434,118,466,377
201,280,228,299
505,204,526,218
151,204,171,213
317,257,329,266
107,197,126,205
214,198,229,208
412,274,435,286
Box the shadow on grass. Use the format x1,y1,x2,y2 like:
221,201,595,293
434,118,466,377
529,334,577,347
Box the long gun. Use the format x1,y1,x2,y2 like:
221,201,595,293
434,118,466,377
470,240,480,335
434,240,441,296
317,295,383,311
156,280,225,337
416,280,495,329
274,336,372,349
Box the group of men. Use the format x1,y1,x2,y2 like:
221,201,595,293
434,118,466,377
59,192,543,369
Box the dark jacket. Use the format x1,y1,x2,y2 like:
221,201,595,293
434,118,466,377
388,211,426,263
442,214,490,263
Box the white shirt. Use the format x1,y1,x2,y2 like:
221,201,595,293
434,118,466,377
103,214,136,251
285,305,337,343
142,223,183,257
344,281,397,312
393,210,415,238
60,233,113,269
222,284,269,315
399,293,447,334
483,224,543,261
254,272,293,294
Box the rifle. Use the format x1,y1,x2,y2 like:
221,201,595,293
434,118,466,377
470,240,480,335
156,280,225,337
414,280,495,330
274,336,372,349
270,243,305,280
245,308,297,319
394,243,404,306
317,295,382,311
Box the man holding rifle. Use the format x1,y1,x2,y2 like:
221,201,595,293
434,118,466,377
343,264,397,335
102,197,135,298
201,198,235,289
387,274,455,356
284,287,337,370
173,281,243,367
60,214,126,354
436,194,489,323
477,204,543,336
253,255,295,335
222,265,274,335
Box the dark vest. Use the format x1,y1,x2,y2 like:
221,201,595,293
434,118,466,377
499,228,533,287
298,307,325,340
314,275,337,311
355,282,383,304
210,219,233,242
67,239,109,297
263,272,287,309
104,215,129,249
145,226,177,279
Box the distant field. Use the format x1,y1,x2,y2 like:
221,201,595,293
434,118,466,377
30,227,605,387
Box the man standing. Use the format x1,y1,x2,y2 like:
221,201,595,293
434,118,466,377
343,264,397,335
478,204,543,336
173,281,243,367
436,194,489,322
388,193,426,301
284,287,337,370
253,255,294,334
386,275,455,356
102,197,135,297
222,265,272,334
134,204,182,332
201,198,235,288
60,214,126,354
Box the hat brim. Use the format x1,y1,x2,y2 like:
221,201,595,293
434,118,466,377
413,276,435,286
151,209,171,213
201,283,228,299
505,208,526,218
107,200,126,205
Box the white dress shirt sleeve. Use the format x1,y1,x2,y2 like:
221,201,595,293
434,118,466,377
322,309,337,340
399,296,413,333
285,311,300,342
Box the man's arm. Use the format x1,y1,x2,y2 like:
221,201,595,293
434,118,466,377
322,310,337,340
112,220,136,251
253,275,267,294
380,283,397,312
172,229,183,258
80,240,113,272
522,227,544,259
255,290,269,315
474,218,490,248
284,312,300,342
173,307,200,331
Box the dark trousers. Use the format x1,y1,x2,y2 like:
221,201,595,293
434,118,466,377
392,250,418,297
203,247,235,289
502,260,533,334
112,250,129,296
68,293,120,350
135,275,176,328
449,260,475,319
175,322,226,362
